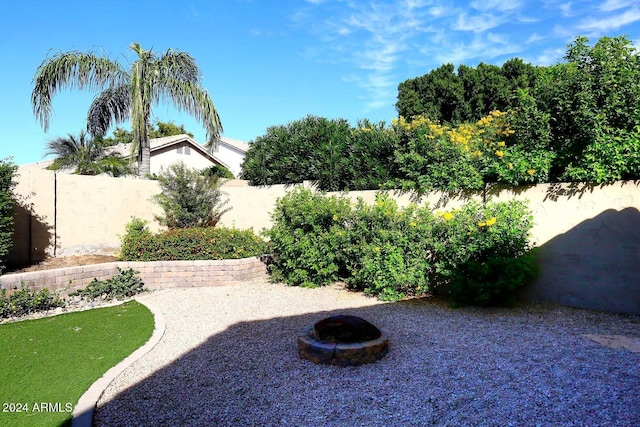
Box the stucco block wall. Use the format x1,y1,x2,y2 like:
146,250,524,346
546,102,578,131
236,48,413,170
6,167,640,314
0,257,267,295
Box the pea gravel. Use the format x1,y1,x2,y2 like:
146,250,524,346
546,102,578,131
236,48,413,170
93,279,640,426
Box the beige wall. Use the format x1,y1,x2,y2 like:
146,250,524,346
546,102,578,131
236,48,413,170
10,171,640,258
7,169,640,313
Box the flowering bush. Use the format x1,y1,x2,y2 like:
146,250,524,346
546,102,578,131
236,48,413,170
267,188,537,305
390,110,555,197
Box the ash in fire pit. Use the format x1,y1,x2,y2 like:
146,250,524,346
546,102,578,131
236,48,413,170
298,315,388,366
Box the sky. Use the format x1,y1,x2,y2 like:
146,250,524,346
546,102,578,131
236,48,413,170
1,0,639,165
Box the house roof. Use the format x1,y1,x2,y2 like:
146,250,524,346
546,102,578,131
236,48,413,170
217,137,250,153
108,134,233,170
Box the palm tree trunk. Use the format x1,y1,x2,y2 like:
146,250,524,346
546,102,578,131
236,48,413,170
138,144,151,177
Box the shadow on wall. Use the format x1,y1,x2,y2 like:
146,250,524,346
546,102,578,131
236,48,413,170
5,197,55,270
529,207,640,314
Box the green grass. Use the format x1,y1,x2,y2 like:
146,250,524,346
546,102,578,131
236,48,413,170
0,301,154,427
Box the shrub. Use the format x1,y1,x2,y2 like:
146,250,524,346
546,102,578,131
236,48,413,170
343,195,434,300
447,250,539,306
266,188,536,305
152,161,231,228
264,187,351,287
0,159,17,273
0,287,64,318
425,200,538,306
69,268,146,301
202,164,235,180
120,226,267,261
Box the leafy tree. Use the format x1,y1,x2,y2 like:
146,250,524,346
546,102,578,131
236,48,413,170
32,42,222,176
396,63,465,122
0,159,17,273
240,115,351,190
240,115,397,191
152,162,230,228
98,121,195,147
396,59,538,124
150,121,194,139
535,35,640,182
45,131,132,176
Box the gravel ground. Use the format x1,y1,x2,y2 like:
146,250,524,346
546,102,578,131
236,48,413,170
93,279,640,426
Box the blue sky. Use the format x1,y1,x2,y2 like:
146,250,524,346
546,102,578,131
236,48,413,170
1,0,639,165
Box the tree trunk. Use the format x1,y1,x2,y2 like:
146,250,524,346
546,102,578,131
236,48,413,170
138,142,151,177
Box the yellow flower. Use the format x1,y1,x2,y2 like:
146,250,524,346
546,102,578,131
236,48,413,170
374,246,380,252
486,217,497,226
478,221,486,227
497,141,506,147
527,169,535,176
508,162,513,169
443,212,453,221
332,214,338,221
409,221,417,227
495,150,504,158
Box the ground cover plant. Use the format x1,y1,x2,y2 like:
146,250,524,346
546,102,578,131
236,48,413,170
119,218,266,261
0,300,154,427
266,188,537,305
1,269,147,320
69,267,145,301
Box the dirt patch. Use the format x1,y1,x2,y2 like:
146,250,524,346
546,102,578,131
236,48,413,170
583,334,640,353
8,255,120,273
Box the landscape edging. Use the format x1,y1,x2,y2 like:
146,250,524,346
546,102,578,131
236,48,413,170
0,256,268,295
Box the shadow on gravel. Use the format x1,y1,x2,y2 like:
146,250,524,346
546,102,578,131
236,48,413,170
89,297,640,426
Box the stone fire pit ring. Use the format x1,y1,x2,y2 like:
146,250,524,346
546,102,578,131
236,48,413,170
297,315,389,367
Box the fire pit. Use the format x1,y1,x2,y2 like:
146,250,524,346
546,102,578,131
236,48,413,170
297,315,389,366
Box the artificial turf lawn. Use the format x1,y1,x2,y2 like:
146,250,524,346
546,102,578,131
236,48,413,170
0,300,154,427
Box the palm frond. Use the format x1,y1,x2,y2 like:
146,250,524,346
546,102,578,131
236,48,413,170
156,49,200,83
32,51,127,131
87,85,131,136
159,80,223,152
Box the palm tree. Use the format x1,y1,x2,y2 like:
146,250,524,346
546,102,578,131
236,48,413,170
32,42,222,176
45,131,132,176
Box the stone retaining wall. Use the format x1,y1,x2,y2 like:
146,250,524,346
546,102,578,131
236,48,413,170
0,257,267,295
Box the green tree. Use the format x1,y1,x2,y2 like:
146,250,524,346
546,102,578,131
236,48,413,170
535,35,640,182
0,159,17,273
240,115,352,190
240,115,397,191
99,121,195,147
152,162,230,228
32,42,222,176
396,59,538,124
396,63,465,122
150,121,194,139
45,131,132,176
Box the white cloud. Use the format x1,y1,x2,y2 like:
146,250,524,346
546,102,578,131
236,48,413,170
470,0,523,12
559,2,573,17
599,0,638,12
526,33,544,44
527,47,565,65
453,12,505,32
577,6,640,32
433,32,523,65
